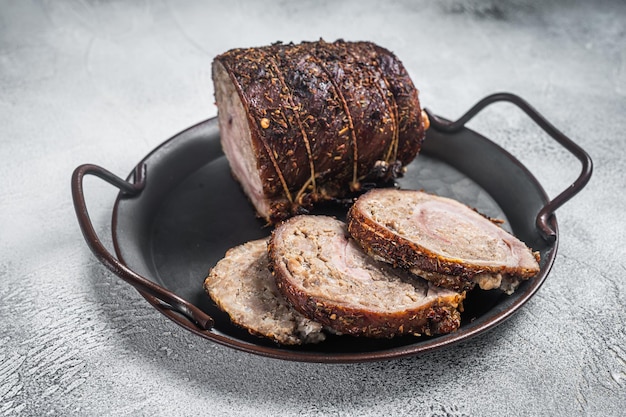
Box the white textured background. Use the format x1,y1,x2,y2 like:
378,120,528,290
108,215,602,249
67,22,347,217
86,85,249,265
1,0,625,416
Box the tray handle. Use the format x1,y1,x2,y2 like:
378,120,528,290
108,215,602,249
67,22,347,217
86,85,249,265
71,163,214,331
424,92,593,242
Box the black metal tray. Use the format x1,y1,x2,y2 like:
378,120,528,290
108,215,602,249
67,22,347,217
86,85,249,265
71,93,592,363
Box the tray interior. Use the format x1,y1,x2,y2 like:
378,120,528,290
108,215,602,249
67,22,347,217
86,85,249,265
112,118,555,359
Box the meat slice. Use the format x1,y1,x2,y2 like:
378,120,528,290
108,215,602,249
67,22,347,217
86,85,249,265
212,39,428,224
347,189,541,294
204,239,326,345
268,215,465,338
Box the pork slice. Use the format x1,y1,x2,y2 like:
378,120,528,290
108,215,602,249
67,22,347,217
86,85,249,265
347,189,541,294
212,39,428,224
204,239,326,345
268,215,465,338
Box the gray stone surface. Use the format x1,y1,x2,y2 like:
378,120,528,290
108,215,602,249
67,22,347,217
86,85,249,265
1,0,624,415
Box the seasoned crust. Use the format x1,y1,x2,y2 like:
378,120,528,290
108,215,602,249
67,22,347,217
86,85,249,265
268,215,464,338
347,189,541,293
204,239,326,345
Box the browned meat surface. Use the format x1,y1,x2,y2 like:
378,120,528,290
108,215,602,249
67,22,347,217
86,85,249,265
347,189,541,294
204,239,326,345
268,215,464,338
213,39,428,223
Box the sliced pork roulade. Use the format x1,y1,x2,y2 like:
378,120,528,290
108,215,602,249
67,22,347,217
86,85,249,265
268,215,464,338
204,239,326,345
347,189,541,294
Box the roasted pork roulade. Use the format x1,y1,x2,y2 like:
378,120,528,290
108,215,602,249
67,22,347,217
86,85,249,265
212,39,428,223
